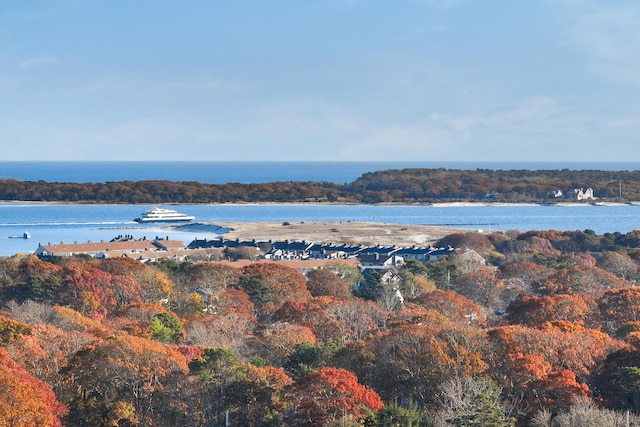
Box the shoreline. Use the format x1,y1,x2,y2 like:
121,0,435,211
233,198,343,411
3,201,640,255
2,200,640,208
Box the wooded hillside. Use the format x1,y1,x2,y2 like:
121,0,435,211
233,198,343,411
2,168,640,203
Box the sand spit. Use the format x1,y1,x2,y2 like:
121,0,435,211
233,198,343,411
208,221,473,247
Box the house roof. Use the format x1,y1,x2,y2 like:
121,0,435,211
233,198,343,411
38,238,186,256
357,245,399,256
127,249,192,262
153,240,186,250
358,254,395,264
269,240,313,252
393,246,433,256
204,257,361,271
393,246,454,256
38,240,157,254
187,238,259,249
308,243,365,254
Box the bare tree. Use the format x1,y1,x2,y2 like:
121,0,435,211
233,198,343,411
432,375,513,426
532,397,640,427
376,286,404,312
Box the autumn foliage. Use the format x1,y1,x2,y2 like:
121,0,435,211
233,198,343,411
3,227,640,425
292,367,384,426
0,347,67,427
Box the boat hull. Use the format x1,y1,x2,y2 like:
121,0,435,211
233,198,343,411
133,218,195,223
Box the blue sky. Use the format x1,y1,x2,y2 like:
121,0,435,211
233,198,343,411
1,0,639,161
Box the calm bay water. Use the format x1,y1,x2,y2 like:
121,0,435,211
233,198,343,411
1,202,639,257
1,161,640,256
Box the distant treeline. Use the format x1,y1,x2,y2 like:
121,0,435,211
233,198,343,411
2,168,640,203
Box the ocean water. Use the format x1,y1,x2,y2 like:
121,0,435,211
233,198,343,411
1,202,640,257
2,161,640,184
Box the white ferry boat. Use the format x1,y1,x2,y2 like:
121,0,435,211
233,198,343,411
134,207,195,223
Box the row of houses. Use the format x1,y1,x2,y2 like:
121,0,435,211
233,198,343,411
35,235,455,271
35,235,188,262
187,237,454,268
550,187,596,200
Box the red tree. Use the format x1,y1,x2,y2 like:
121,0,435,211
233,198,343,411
306,269,350,298
61,263,116,319
411,289,485,325
292,367,383,426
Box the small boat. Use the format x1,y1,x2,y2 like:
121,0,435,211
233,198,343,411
9,231,31,239
134,207,195,223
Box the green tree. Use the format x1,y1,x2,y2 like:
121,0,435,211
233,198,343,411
372,403,423,427
325,260,363,293
573,229,601,252
284,341,340,379
620,366,640,410
358,269,384,300
189,347,244,426
25,274,63,303
237,275,272,307
424,259,454,289
150,312,183,343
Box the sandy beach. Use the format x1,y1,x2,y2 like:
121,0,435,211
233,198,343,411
212,221,473,247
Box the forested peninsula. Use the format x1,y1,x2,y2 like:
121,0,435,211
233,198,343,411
3,168,640,203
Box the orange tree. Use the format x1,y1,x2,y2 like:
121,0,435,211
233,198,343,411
240,263,311,303
233,364,293,426
410,289,485,325
237,263,311,320
358,322,488,409
273,297,342,344
61,334,189,426
506,294,591,327
0,347,67,427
